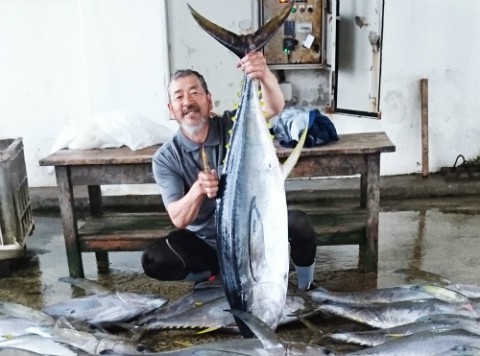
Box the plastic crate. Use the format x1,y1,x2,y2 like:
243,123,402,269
0,138,34,260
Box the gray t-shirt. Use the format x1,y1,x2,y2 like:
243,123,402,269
152,111,235,248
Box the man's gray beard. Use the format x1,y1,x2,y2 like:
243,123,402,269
180,115,208,137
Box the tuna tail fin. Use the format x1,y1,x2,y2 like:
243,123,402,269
227,309,284,351
187,2,293,58
281,118,309,180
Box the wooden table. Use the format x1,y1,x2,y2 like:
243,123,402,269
39,132,395,277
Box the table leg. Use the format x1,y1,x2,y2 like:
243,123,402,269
87,185,110,274
359,154,380,272
55,166,84,278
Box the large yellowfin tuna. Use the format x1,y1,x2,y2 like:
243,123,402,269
188,2,307,337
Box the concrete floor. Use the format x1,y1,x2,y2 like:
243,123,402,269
1,186,480,352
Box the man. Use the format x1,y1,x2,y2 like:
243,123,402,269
142,51,316,290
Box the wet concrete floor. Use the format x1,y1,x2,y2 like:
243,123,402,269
1,195,480,353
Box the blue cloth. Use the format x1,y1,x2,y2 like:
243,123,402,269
270,107,339,148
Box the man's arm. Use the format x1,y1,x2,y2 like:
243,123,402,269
259,68,285,120
166,169,219,228
238,51,285,119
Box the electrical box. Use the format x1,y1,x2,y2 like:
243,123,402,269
260,0,325,69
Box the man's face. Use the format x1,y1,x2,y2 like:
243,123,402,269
168,75,213,137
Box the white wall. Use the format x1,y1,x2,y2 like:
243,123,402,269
168,0,480,177
167,0,258,113
332,0,480,175
0,0,170,189
365,0,480,175
2,0,480,189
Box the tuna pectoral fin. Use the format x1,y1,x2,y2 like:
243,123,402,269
249,198,267,282
413,285,469,304
59,276,111,295
281,118,309,180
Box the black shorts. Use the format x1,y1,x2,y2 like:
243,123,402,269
141,209,316,282
141,229,219,281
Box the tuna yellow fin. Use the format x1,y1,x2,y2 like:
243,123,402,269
174,340,194,347
281,120,309,180
196,326,221,334
386,333,405,339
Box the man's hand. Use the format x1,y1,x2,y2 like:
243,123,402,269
237,51,285,119
198,169,219,199
237,51,268,81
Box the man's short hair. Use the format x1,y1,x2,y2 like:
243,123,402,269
168,69,209,100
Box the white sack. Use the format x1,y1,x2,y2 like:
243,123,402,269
51,111,175,152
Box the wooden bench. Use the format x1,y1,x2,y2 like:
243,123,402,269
39,132,395,277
